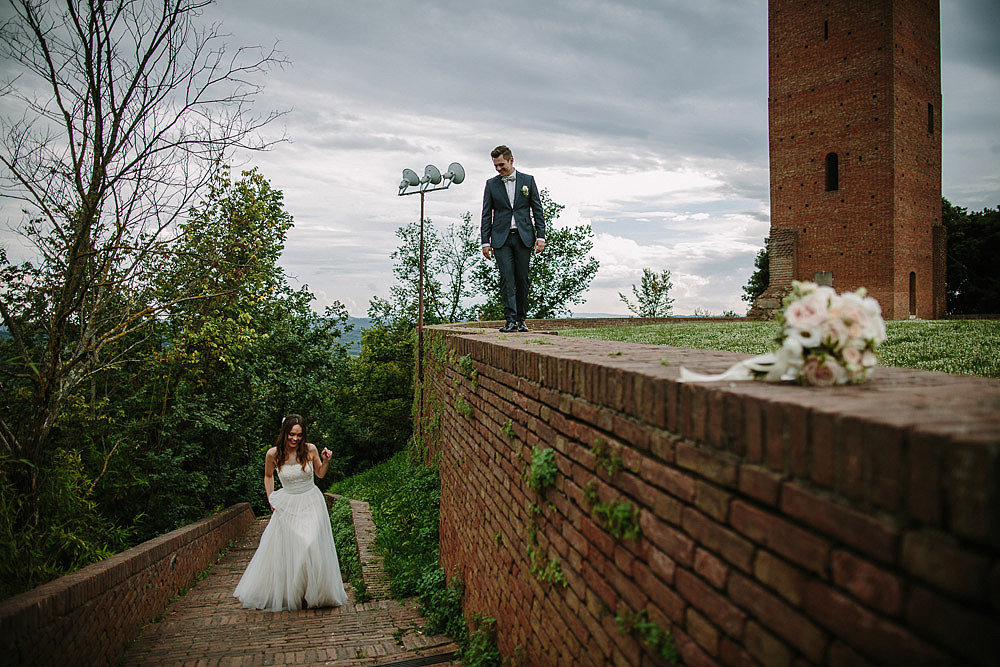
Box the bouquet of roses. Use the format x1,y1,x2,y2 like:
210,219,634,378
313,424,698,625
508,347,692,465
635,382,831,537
679,281,887,386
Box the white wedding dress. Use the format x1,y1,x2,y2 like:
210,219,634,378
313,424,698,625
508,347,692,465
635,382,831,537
234,458,347,611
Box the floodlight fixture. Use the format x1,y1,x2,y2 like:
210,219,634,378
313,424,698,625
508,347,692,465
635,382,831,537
395,159,465,391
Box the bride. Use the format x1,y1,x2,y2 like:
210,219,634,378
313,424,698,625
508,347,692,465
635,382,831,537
234,414,348,611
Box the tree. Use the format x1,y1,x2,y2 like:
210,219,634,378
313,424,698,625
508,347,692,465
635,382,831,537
943,198,1000,314
386,213,480,325
0,0,283,516
619,268,674,317
472,190,599,319
742,237,770,305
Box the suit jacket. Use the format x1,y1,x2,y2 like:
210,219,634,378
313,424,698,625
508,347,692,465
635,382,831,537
481,171,546,249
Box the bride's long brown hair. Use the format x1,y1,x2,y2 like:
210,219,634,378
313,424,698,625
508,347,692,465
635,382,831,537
275,414,309,470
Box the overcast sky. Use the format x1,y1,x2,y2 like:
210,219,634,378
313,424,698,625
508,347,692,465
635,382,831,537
5,1,999,317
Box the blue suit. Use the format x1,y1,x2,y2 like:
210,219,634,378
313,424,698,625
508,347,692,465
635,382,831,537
481,171,546,324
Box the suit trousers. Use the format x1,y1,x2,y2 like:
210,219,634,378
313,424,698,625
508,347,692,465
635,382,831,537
494,231,532,323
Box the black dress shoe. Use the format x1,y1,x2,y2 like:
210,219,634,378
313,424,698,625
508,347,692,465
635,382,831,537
516,321,529,332
499,322,516,333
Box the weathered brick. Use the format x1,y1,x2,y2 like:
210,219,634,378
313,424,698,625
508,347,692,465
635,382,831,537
743,395,765,464
905,584,1000,666
730,500,829,575
810,410,836,488
706,389,725,449
683,507,755,573
694,480,732,522
943,440,1000,546
676,442,738,487
633,563,685,624
803,580,949,665
728,572,826,663
640,457,696,503
719,636,754,667
835,416,867,502
867,421,903,511
786,404,810,477
753,549,806,606
744,620,793,667
648,548,677,585
694,547,729,590
780,483,898,564
675,568,746,639
831,549,903,616
673,626,717,667
764,401,786,472
738,464,784,506
906,430,944,525
686,607,720,657
640,510,695,567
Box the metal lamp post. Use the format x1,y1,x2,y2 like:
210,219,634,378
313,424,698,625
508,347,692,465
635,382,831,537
397,162,465,420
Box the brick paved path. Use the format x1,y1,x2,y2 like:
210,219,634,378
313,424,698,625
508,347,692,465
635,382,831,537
124,511,460,666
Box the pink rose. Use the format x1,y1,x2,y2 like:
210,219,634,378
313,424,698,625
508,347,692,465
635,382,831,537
784,293,828,330
841,346,863,370
801,356,845,386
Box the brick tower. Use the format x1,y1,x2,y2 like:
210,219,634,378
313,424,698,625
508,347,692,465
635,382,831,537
752,0,945,320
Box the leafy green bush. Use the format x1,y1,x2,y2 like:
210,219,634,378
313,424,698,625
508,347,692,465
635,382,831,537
332,451,500,665
330,451,440,598
328,496,367,602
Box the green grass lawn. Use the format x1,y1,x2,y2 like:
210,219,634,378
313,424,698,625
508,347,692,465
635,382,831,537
562,319,1000,378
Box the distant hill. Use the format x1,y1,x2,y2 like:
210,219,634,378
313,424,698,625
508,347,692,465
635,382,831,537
339,317,371,355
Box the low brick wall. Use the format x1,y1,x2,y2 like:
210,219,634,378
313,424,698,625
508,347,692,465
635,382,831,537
418,324,999,666
0,502,254,666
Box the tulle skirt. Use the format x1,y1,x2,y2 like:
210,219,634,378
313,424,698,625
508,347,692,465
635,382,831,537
234,485,347,611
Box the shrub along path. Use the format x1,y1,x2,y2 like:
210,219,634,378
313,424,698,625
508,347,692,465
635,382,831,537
123,502,460,666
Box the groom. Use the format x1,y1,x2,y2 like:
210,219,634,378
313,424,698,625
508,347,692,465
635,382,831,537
481,145,546,333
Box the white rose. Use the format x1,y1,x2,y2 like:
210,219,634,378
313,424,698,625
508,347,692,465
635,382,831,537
784,293,828,331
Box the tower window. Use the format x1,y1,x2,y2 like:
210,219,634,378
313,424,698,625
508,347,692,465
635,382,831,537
928,103,934,133
909,272,917,316
824,20,829,40
825,152,839,191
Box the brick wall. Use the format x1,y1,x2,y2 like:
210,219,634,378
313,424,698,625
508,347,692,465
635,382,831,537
0,503,254,666
419,324,999,666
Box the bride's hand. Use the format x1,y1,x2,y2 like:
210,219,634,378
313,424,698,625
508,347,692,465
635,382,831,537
321,447,332,462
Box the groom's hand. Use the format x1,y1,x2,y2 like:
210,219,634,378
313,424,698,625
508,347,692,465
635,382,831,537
482,245,493,260
534,238,545,253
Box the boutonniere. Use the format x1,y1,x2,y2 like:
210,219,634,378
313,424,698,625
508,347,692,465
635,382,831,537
521,185,530,197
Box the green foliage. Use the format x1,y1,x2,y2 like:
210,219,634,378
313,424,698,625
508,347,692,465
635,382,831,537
455,396,473,418
590,438,624,476
328,497,368,602
0,451,134,598
351,297,416,465
0,168,404,598
742,237,770,305
526,447,558,494
330,452,440,599
502,419,515,440
462,615,503,667
616,609,679,663
416,567,467,639
943,198,1000,314
619,268,675,317
458,354,474,374
564,319,1000,378
333,453,500,664
472,190,600,320
526,543,568,587
583,482,642,541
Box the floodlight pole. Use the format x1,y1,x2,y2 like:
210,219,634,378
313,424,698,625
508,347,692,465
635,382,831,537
397,163,465,449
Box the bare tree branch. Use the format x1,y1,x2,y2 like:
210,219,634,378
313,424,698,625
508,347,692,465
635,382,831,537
0,0,287,504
